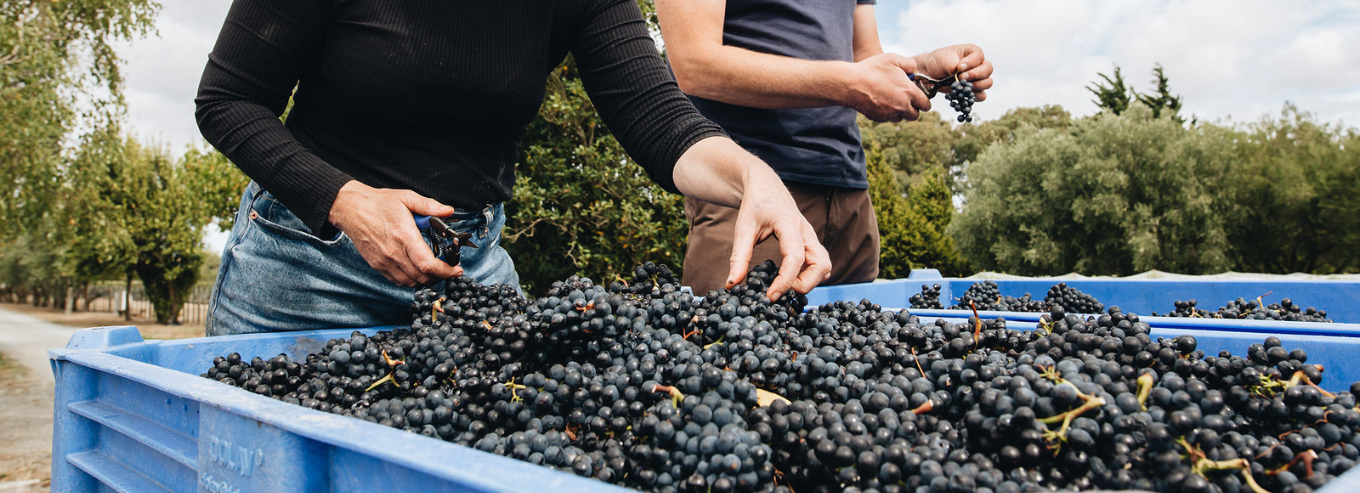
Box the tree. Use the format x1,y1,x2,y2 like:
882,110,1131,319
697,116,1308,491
860,111,960,190
1088,65,1133,115
1135,64,1184,122
504,60,689,294
66,124,239,323
0,0,158,235
866,150,969,278
1226,104,1360,274
949,105,1237,276
859,114,970,277
952,105,1072,197
502,0,694,294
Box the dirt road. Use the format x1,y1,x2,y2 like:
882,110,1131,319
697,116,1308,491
0,306,202,493
0,307,65,492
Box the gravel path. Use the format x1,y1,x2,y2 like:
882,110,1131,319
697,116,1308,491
0,307,82,493
0,308,80,382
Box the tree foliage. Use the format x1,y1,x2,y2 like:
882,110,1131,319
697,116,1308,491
1226,104,1360,273
859,114,970,277
950,104,1238,276
505,59,689,294
865,150,968,278
502,0,691,294
1136,64,1184,121
949,101,1360,276
0,0,158,233
1087,65,1132,116
68,127,227,322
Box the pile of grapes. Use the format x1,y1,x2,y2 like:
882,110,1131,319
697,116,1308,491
908,284,943,309
1046,282,1105,315
907,281,1103,315
945,281,1047,313
1155,298,1333,323
202,262,1360,493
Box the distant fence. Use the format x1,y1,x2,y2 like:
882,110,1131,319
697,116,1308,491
84,284,213,325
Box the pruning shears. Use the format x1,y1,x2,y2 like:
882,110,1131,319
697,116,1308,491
907,73,959,99
414,214,478,265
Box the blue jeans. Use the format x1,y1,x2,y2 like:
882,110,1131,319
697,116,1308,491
206,182,520,336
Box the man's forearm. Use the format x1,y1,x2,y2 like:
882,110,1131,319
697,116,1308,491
669,46,858,110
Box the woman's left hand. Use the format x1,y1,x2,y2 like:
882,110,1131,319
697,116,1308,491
673,137,832,300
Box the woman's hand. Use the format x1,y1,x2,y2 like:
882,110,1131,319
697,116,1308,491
328,181,464,287
673,137,832,300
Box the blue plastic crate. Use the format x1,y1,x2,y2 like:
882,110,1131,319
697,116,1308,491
48,326,635,493
808,274,1360,324
49,324,1360,492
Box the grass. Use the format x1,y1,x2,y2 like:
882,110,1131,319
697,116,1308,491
0,352,28,390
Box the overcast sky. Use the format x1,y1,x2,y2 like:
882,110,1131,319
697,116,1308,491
115,0,1359,252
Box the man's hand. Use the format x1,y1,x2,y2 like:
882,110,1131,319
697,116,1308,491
845,53,932,122
328,181,463,287
913,44,995,101
672,137,831,300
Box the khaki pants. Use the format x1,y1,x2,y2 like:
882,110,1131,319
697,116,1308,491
681,182,880,295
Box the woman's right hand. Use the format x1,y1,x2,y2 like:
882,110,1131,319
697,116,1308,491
328,180,464,287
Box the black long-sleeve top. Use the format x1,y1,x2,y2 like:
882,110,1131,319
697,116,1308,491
196,0,725,235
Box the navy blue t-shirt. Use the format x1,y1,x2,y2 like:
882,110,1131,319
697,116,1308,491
685,0,876,189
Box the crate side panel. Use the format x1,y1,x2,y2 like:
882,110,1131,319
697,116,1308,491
93,424,196,490
95,371,200,441
52,360,102,492
198,405,329,492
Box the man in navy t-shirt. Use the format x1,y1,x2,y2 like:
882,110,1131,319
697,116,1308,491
658,0,993,293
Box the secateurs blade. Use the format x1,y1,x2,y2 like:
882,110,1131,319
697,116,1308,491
413,214,479,265
907,72,959,99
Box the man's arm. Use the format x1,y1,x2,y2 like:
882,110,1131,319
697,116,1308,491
852,4,884,61
655,0,929,122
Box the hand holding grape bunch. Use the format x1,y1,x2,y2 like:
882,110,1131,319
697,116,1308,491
913,44,994,122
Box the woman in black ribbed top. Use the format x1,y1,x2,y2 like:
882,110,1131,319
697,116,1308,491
196,0,829,333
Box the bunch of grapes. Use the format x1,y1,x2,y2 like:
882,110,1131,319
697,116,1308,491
947,281,1047,312
1154,299,1216,318
1154,298,1332,323
1045,282,1105,314
1218,297,1332,323
909,284,943,309
943,79,976,123
203,261,1360,493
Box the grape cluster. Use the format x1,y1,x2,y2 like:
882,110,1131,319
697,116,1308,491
203,261,1360,493
954,281,1001,308
909,284,943,309
947,281,1047,313
1046,282,1105,314
1154,298,1333,323
942,78,976,123
1155,299,1216,318
1218,298,1332,323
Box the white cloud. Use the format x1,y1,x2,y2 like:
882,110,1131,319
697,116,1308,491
889,0,1360,127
